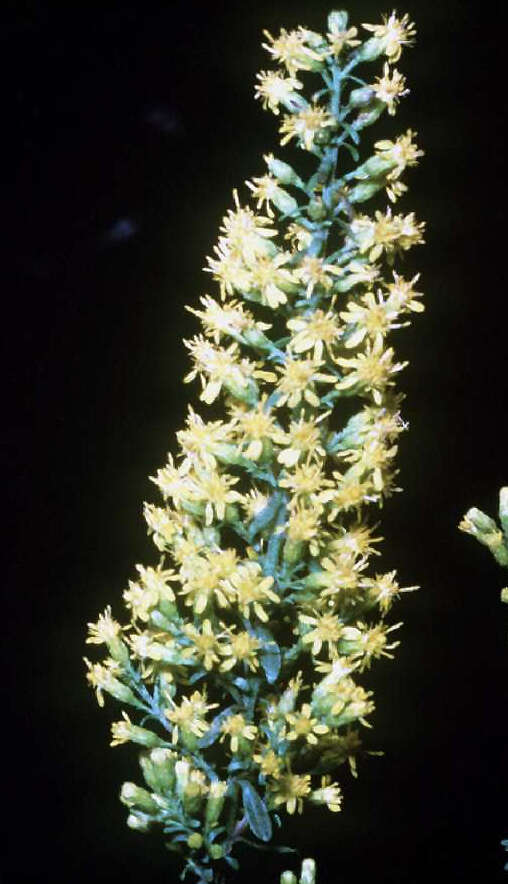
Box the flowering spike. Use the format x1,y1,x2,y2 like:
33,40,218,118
85,9,424,883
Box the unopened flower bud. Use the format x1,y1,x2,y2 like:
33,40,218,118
328,11,349,33
139,747,177,793
355,101,385,130
175,760,191,801
349,87,375,108
501,588,508,604
281,873,298,884
499,488,508,537
210,844,224,860
356,37,384,62
307,198,327,221
205,780,228,827
120,782,158,814
126,811,152,832
348,180,385,203
264,154,304,188
300,858,316,884
187,833,203,850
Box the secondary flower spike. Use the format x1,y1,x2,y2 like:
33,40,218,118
85,10,423,884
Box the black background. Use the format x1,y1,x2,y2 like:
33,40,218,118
4,0,508,882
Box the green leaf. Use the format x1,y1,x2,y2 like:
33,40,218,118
238,780,273,842
260,642,281,684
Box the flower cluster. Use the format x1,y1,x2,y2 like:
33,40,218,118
459,487,508,601
85,10,423,884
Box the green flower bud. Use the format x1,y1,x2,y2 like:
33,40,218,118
272,188,299,216
175,760,190,801
264,154,304,188
205,780,228,827
348,179,385,203
328,10,349,32
281,873,298,884
314,128,332,147
210,844,224,860
307,198,327,221
354,155,396,179
499,487,508,537
149,609,177,632
349,87,375,108
355,101,385,130
183,781,204,815
300,859,316,884
139,748,177,793
356,37,384,62
187,833,203,850
107,636,131,667
120,782,159,814
501,588,508,604
126,811,152,832
283,537,303,565
224,376,259,404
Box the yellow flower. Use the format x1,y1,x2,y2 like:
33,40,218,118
340,290,406,350
275,356,336,408
275,413,326,467
285,222,313,251
361,570,418,613
183,337,253,405
220,713,258,753
285,504,325,555
284,703,329,745
310,775,342,812
374,129,423,180
87,605,123,645
324,470,375,519
186,296,272,346
165,690,219,745
385,271,424,314
149,453,196,505
186,467,243,525
326,23,360,55
262,27,328,75
279,104,335,152
340,621,402,670
178,549,238,613
298,609,343,656
326,523,382,559
335,339,407,405
229,397,279,461
363,12,416,63
247,251,298,310
219,627,262,672
371,63,409,115
296,256,343,297
204,238,253,300
219,189,277,262
287,308,342,360
224,561,279,622
241,487,271,521
181,619,223,670
268,772,311,814
253,746,284,779
279,461,334,504
254,70,303,114
123,564,178,623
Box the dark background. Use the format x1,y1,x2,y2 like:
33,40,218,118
4,0,507,882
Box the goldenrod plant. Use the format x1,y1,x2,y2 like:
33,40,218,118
84,10,424,883
459,487,508,602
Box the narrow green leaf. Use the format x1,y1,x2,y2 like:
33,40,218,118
238,780,273,842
